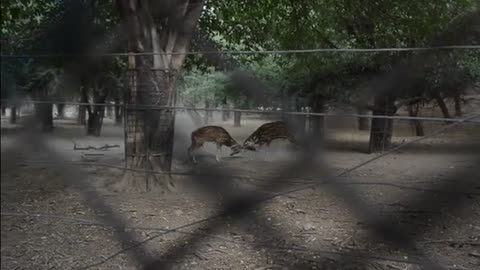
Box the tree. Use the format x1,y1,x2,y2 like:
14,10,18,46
115,0,205,192
27,67,60,131
1,1,59,126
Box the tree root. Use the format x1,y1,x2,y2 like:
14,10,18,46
109,156,175,193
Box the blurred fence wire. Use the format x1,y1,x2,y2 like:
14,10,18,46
1,3,480,270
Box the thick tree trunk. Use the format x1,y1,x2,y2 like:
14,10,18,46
356,106,369,131
121,69,177,192
35,103,54,132
115,0,204,192
234,111,241,127
408,104,424,136
9,106,17,124
56,103,65,118
368,95,396,153
454,95,462,117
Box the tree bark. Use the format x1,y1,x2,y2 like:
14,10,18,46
122,67,177,192
356,106,369,131
368,95,396,153
408,103,424,136
9,105,17,124
83,83,108,136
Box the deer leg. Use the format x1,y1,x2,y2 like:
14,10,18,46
187,146,197,163
263,142,272,161
215,144,222,162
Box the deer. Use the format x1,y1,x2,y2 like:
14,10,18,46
187,126,242,163
239,121,296,161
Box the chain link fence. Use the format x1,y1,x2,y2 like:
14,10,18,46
2,4,480,270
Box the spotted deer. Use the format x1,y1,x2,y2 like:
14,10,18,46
187,126,242,163
241,121,296,160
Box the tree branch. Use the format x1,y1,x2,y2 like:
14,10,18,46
170,0,205,71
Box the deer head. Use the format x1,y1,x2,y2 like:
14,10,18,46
229,144,243,156
242,138,258,153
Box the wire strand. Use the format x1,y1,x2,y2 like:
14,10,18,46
1,45,480,58
2,99,480,123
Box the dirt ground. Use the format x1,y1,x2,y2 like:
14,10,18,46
1,108,479,270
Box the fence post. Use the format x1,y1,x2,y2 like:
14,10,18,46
234,111,241,127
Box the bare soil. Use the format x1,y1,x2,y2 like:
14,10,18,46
1,108,479,270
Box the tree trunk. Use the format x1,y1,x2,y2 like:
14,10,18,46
86,106,105,136
9,105,17,124
368,95,396,153
1,106,6,116
310,96,325,139
78,105,86,125
434,94,451,122
121,68,177,192
454,95,462,117
78,92,87,125
356,106,369,131
114,98,123,125
35,103,53,132
115,0,204,192
234,111,241,127
408,104,424,136
56,103,65,118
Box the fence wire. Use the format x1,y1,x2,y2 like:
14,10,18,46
2,4,480,270
2,45,480,58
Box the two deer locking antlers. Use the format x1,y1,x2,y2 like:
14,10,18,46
187,121,296,163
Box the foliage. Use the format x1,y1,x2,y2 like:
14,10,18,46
178,68,229,106
1,0,124,103
2,0,478,110
200,0,478,108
